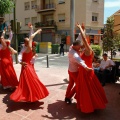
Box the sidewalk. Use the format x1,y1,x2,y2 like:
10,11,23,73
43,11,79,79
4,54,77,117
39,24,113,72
13,52,69,64
0,64,120,120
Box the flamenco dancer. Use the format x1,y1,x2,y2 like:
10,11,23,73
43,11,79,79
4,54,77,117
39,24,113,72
0,31,18,90
65,39,92,103
76,23,108,113
2,26,17,54
18,23,37,67
10,29,49,102
0,43,2,83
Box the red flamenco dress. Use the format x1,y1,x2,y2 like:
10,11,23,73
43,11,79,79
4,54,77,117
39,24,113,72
0,48,1,83
76,52,108,113
1,47,18,87
10,50,49,102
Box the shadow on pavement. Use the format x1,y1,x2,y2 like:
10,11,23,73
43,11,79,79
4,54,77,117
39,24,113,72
63,78,69,83
0,86,12,94
2,94,44,113
42,100,93,120
46,82,68,87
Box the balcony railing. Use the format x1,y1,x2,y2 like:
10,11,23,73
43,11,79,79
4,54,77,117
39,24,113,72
35,20,56,28
35,3,56,13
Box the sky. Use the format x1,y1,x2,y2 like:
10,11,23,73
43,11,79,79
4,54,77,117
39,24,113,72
104,0,120,23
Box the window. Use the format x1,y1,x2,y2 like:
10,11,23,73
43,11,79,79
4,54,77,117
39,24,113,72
92,0,98,2
25,18,30,25
31,1,37,9
25,2,30,10
58,14,65,22
58,0,65,4
44,15,53,22
32,17,37,25
92,13,98,22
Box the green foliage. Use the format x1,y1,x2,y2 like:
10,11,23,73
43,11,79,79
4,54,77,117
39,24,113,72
91,45,102,56
103,17,115,51
0,0,14,16
114,34,120,49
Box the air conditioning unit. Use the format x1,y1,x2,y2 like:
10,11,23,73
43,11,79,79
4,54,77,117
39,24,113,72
93,0,98,2
59,0,65,4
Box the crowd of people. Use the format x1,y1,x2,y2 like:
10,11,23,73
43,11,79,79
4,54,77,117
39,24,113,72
0,22,109,113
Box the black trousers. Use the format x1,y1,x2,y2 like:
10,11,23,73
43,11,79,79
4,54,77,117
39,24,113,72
96,69,110,85
60,48,64,55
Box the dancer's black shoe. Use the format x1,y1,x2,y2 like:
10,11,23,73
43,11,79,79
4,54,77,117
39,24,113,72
65,97,71,104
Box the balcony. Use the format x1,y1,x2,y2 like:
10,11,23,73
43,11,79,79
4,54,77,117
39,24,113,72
36,3,56,13
35,20,57,29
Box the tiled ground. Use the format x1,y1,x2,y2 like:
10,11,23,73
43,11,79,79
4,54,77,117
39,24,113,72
0,64,120,120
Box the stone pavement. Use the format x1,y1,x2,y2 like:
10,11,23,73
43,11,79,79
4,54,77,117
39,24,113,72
0,63,120,120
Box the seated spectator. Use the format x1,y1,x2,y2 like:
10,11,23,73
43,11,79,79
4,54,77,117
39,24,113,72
92,56,100,73
96,53,115,86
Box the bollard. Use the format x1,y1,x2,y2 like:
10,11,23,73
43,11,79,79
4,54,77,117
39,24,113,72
46,55,49,68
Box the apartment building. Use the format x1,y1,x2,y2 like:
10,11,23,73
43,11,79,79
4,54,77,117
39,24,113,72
110,9,120,34
5,0,104,44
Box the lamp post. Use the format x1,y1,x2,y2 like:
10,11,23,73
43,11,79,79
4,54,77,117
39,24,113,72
13,0,18,64
70,0,75,45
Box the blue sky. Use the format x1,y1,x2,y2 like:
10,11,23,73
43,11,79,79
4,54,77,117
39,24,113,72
104,0,120,23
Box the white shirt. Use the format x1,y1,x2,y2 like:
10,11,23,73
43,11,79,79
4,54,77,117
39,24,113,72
76,33,83,46
100,59,115,70
18,45,36,64
68,47,87,72
29,28,34,37
8,31,13,41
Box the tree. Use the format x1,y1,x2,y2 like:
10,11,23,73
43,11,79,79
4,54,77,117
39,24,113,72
114,34,120,49
102,17,116,59
91,45,102,56
0,0,14,17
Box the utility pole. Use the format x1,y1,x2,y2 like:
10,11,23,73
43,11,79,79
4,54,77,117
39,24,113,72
70,0,75,45
13,0,18,64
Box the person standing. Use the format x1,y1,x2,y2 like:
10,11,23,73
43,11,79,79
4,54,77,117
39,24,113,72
0,31,18,90
76,23,108,113
10,29,49,102
60,42,64,56
65,40,92,103
18,24,37,68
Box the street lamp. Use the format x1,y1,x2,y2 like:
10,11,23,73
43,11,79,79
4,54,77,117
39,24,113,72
70,0,75,45
13,0,18,64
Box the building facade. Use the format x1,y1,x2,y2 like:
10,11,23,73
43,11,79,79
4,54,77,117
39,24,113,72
5,0,104,45
110,9,120,34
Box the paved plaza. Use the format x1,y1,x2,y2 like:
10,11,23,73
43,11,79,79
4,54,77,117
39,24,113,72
0,54,120,120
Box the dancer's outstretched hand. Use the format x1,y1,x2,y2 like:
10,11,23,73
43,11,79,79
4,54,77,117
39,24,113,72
76,22,86,38
21,62,27,67
28,22,33,28
37,29,42,34
85,67,93,72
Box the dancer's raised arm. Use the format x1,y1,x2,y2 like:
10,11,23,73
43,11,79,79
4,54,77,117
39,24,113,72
28,28,42,48
28,22,34,37
76,23,92,56
0,31,7,49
